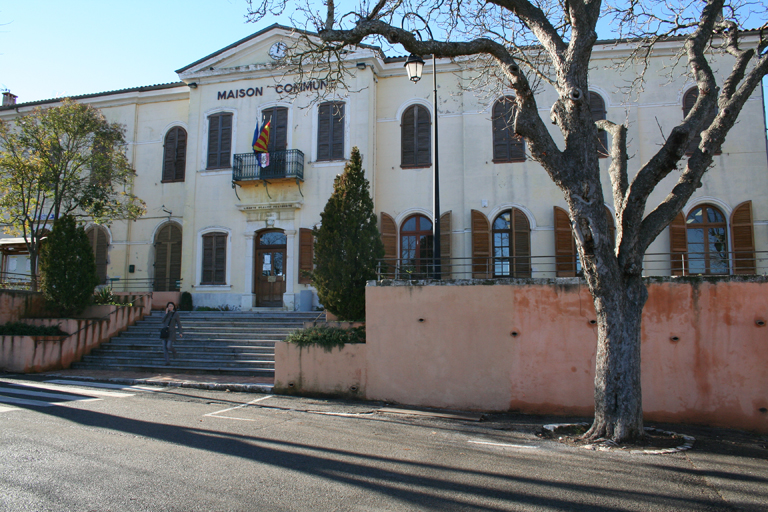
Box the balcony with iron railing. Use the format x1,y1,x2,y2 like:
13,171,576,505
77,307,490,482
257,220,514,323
232,150,305,183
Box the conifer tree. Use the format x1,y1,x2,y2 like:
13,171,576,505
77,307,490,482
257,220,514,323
313,147,383,321
39,215,99,316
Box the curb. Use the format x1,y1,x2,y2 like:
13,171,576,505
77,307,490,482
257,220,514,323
44,373,274,394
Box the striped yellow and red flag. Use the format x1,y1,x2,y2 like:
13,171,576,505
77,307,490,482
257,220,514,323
252,120,271,154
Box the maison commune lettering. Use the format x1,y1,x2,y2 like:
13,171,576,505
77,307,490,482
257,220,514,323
217,80,328,100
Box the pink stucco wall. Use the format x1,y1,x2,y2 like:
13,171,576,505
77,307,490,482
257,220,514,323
0,294,152,373
274,342,366,398
364,279,768,432
0,290,46,323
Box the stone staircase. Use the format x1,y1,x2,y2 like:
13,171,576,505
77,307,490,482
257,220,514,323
70,310,323,377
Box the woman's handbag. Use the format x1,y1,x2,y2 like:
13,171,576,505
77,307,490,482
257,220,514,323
160,326,170,339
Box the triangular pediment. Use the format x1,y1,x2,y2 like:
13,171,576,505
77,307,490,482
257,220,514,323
177,24,381,80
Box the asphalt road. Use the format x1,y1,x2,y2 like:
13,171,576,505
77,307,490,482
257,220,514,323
0,375,766,512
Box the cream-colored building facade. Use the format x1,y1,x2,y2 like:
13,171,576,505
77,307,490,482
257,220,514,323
2,25,767,309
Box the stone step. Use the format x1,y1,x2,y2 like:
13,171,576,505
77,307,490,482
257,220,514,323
70,361,275,377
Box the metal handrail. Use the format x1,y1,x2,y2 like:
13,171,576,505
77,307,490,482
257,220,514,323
233,149,305,182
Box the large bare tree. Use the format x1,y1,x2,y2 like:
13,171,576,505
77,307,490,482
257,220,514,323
246,0,768,443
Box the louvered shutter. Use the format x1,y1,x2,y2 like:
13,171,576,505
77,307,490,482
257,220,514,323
440,211,451,278
162,129,177,181
220,115,232,167
669,212,688,276
174,128,187,181
512,209,531,277
731,201,756,274
88,227,108,285
401,106,416,166
605,207,616,249
471,210,491,278
298,228,314,284
380,213,397,278
331,103,344,160
416,106,431,166
273,107,288,151
154,226,169,291
202,235,213,284
590,92,608,158
214,234,226,284
492,100,509,161
554,207,576,277
207,116,220,168
168,225,182,291
317,103,331,161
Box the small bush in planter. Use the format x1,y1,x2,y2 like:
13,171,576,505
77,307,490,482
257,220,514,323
0,322,68,336
285,325,365,352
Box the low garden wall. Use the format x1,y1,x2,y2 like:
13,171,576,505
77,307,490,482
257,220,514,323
0,290,46,323
0,293,152,373
274,342,366,398
277,277,768,433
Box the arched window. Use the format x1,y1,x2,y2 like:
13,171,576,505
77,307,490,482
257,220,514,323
154,223,182,291
400,214,433,278
86,225,109,285
686,204,728,274
401,105,431,167
162,126,187,182
492,96,525,163
201,232,227,285
589,92,608,158
492,209,531,277
317,101,345,161
682,88,720,156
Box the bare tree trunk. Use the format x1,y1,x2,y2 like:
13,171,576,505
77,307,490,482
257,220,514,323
29,251,38,293
585,274,648,442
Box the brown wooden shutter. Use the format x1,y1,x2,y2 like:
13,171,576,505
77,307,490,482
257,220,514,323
162,128,177,181
416,106,431,166
298,228,314,284
168,224,182,291
317,103,331,161
669,212,688,276
401,106,415,166
264,107,288,152
202,234,214,284
331,103,344,160
207,114,232,169
471,210,490,278
605,207,616,250
731,201,756,274
219,114,232,167
88,227,108,285
207,116,219,168
492,100,508,162
590,92,608,158
214,234,226,284
683,89,720,156
440,211,451,278
554,206,576,277
380,212,397,278
174,128,187,181
512,208,531,277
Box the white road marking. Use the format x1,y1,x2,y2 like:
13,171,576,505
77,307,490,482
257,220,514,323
468,440,539,449
0,379,134,398
0,405,19,413
0,395,82,408
44,379,158,392
0,387,102,402
204,395,273,421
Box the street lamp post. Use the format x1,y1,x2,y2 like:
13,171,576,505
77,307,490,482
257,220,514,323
404,50,441,279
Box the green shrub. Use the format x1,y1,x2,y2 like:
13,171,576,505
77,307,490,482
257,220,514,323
179,291,193,311
92,287,132,306
285,325,365,352
195,305,236,311
0,322,68,336
39,215,99,316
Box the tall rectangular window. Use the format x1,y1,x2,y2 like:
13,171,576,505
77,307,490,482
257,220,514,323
201,232,227,285
207,113,233,169
317,102,344,161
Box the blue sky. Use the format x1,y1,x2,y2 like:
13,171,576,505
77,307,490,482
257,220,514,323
2,0,767,128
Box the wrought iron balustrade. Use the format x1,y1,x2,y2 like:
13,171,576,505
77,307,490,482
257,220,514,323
232,150,305,182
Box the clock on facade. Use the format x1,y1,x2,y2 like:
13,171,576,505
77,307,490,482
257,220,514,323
269,42,287,61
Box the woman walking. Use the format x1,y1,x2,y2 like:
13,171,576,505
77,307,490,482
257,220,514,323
160,301,183,366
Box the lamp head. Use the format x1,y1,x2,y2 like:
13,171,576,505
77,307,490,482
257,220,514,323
404,54,425,82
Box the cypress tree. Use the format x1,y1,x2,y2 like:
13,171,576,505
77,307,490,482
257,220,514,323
39,215,99,316
313,147,383,320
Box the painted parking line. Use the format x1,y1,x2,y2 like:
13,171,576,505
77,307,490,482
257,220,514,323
0,387,102,403
204,395,274,421
0,404,20,413
0,379,134,398
468,440,539,449
44,379,159,392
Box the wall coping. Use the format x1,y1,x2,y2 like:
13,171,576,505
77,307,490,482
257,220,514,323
368,275,768,287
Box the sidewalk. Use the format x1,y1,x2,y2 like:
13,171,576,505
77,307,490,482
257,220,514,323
40,369,274,393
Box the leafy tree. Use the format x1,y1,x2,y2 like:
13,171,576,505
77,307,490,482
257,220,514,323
247,0,768,442
313,147,384,320
39,215,99,317
0,98,145,290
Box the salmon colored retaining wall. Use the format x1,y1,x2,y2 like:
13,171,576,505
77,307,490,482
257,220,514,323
0,294,152,373
0,290,46,323
152,291,181,310
274,342,367,398
363,278,768,433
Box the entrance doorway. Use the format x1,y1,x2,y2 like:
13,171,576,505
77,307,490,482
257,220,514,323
254,230,286,307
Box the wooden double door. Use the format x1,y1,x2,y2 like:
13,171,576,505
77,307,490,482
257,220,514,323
254,230,286,307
